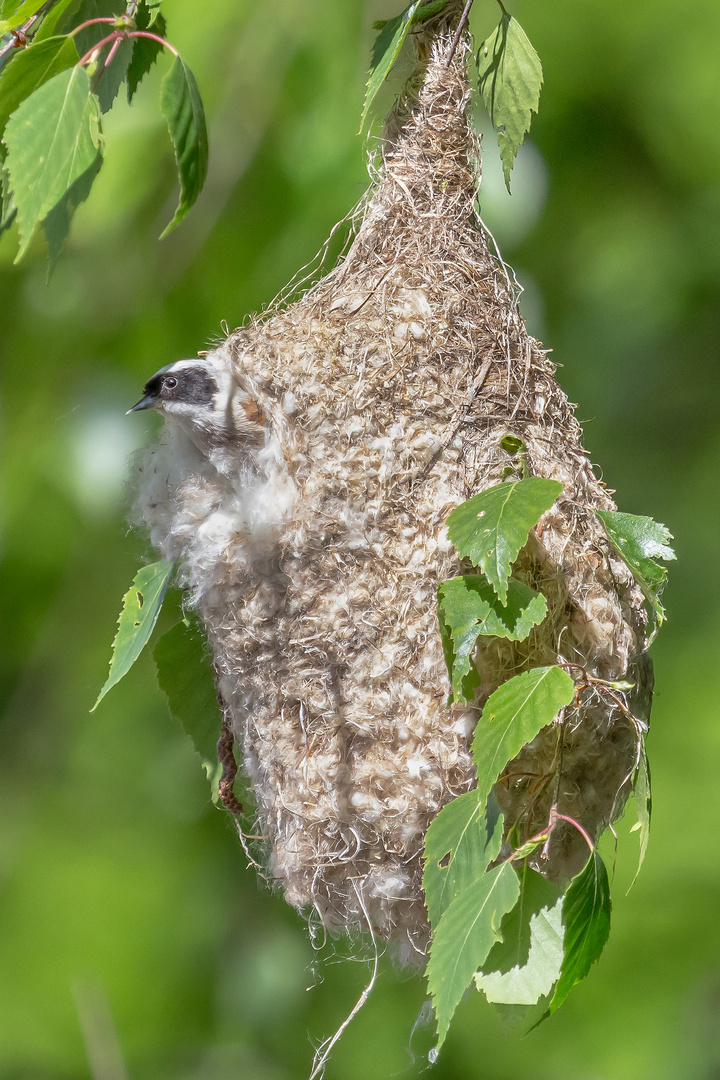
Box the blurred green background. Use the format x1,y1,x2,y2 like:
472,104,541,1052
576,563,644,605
1,0,718,1076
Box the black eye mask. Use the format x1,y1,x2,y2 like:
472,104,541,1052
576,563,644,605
162,368,217,408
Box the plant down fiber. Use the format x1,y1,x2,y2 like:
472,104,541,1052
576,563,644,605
133,4,651,960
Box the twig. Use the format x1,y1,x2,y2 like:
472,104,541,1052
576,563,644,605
444,0,474,68
0,0,55,64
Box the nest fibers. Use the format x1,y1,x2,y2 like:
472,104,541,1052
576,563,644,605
133,10,651,960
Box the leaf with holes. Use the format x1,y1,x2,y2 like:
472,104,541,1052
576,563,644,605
438,575,547,702
92,560,174,710
472,665,575,810
154,617,222,800
423,789,504,927
3,65,102,260
160,54,208,236
428,861,520,1049
446,478,562,604
475,864,563,1005
546,849,611,1015
477,13,543,192
596,510,675,643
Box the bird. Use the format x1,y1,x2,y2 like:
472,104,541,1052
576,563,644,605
128,352,266,459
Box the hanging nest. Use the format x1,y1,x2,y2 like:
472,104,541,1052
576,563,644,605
133,3,651,963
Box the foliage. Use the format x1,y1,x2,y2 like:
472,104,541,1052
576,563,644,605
427,860,521,1048
0,0,207,270
153,617,222,800
474,864,563,1006
446,478,562,603
361,0,450,132
596,509,675,643
545,849,611,1016
363,0,542,190
438,575,547,702
476,10,543,192
422,471,672,1047
92,558,174,710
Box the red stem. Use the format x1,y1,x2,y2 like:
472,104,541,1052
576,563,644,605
103,34,122,68
551,809,594,853
77,31,120,67
70,16,117,36
130,30,177,56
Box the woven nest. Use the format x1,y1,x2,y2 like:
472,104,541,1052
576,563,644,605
134,5,651,963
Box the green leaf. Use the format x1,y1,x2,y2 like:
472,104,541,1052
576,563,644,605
499,434,525,456
438,609,481,705
428,862,520,1049
0,34,79,141
127,5,166,103
547,849,611,1015
3,64,102,260
159,54,208,236
472,666,575,809
423,790,504,927
362,2,421,132
41,148,101,275
92,559,174,710
447,478,563,604
477,13,543,192
0,163,16,235
595,510,675,644
94,36,133,113
629,736,651,888
361,0,449,131
475,865,563,1005
0,0,49,33
65,0,118,57
153,618,223,799
34,0,81,41
438,575,548,703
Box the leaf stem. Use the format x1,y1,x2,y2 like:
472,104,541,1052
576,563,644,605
130,30,177,56
69,16,118,36
77,31,120,67
443,0,474,68
0,0,56,62
103,33,122,69
78,28,177,69
549,806,594,854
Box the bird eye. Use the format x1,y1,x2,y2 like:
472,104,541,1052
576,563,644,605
164,376,178,390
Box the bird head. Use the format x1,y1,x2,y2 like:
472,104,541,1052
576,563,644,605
128,353,265,455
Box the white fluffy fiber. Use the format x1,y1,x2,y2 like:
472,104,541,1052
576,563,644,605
132,16,649,957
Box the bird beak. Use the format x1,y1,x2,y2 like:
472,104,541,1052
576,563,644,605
126,394,157,415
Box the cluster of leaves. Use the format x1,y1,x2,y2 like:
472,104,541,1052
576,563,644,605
363,0,543,191
0,0,208,272
423,464,674,1048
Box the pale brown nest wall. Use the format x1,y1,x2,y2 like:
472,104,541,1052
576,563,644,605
133,9,650,957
